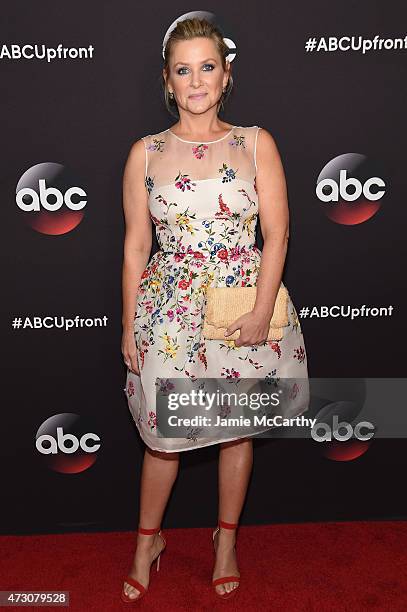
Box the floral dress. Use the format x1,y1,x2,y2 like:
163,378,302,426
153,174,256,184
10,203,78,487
124,125,309,452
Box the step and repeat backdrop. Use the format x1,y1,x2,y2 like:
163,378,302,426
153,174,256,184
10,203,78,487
2,2,406,534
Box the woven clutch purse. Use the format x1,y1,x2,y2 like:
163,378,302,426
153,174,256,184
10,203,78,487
203,285,290,342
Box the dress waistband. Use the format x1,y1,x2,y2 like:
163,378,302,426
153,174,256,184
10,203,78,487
157,244,258,260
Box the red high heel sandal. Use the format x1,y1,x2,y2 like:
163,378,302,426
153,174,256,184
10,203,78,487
121,526,166,604
212,520,241,600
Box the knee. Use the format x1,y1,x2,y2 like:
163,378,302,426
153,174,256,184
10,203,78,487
146,447,180,461
220,438,253,451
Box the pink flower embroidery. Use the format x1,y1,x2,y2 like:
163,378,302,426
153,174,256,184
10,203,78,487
215,193,233,218
175,171,196,192
147,411,157,430
127,380,135,397
192,144,209,159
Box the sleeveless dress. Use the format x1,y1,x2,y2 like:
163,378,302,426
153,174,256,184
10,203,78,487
124,125,309,452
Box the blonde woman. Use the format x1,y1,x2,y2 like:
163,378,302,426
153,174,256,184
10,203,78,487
121,17,309,602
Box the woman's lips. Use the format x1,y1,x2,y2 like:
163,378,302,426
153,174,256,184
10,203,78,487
189,93,207,99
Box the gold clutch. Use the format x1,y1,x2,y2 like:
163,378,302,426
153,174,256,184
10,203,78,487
202,285,290,342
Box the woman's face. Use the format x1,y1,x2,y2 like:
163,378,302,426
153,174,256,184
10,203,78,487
164,37,230,115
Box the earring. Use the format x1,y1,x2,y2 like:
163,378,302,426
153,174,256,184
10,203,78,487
169,91,174,99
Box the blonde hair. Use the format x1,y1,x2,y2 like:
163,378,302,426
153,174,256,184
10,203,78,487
162,17,233,118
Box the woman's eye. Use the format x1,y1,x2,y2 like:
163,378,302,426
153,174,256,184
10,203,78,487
177,64,215,75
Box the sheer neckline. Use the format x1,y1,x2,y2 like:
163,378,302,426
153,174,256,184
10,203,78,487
166,125,236,144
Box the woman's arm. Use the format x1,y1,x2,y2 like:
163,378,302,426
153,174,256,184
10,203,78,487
223,128,290,346
252,128,289,320
122,138,152,333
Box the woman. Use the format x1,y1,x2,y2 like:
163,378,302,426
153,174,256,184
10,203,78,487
121,17,309,602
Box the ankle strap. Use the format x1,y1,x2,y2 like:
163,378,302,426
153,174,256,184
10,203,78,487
218,520,238,529
138,526,161,535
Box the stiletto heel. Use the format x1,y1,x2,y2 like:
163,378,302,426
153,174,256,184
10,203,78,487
212,519,240,600
121,526,166,604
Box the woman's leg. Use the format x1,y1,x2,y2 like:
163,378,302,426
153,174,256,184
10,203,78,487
213,437,253,595
123,447,180,599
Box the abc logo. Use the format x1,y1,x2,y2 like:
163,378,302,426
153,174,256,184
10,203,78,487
36,426,100,454
311,416,375,442
16,162,87,235
316,169,385,203
316,153,386,225
17,179,86,212
35,413,100,474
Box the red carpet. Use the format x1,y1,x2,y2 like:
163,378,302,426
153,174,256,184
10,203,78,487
1,521,406,611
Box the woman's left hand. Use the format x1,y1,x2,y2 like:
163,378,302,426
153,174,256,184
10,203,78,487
224,310,270,347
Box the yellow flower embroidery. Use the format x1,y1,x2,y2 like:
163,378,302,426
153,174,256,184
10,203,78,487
242,213,257,235
175,213,195,235
161,332,179,359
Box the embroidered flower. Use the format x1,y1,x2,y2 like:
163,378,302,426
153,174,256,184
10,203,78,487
178,279,190,290
147,138,165,152
210,242,227,256
290,382,300,399
174,252,187,262
216,193,232,216
147,411,157,430
145,176,154,194
218,163,238,183
294,346,306,363
221,367,241,379
216,248,229,261
175,210,196,235
156,378,176,393
159,331,180,360
229,134,246,148
175,171,196,191
192,143,209,159
127,380,135,397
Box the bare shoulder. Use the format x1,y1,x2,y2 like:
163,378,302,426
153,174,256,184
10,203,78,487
123,138,147,188
256,127,280,158
255,127,284,175
125,137,146,167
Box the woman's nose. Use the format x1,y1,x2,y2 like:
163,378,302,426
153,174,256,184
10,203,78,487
190,71,203,87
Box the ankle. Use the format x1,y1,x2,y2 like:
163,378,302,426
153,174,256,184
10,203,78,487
215,528,237,547
218,520,238,529
136,532,160,549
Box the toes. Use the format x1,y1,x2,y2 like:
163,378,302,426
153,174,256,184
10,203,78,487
216,581,238,595
123,584,141,600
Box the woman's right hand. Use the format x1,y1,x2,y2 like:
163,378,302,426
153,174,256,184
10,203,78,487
121,327,140,375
